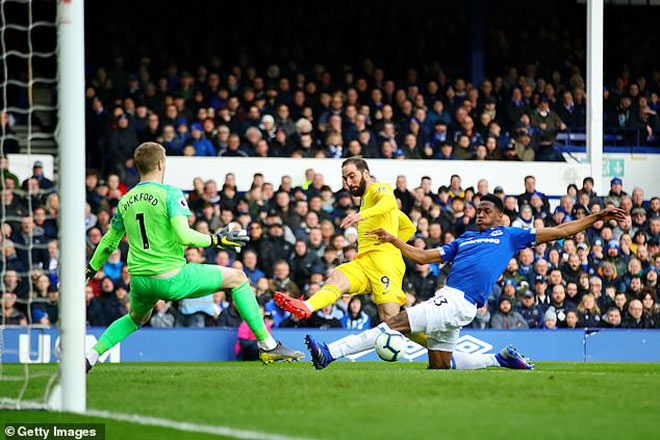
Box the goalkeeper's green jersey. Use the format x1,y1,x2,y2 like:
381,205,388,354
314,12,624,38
111,181,191,276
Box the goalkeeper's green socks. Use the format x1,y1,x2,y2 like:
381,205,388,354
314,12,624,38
87,314,140,366
232,280,277,350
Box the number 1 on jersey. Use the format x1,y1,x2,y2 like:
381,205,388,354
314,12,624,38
136,212,150,249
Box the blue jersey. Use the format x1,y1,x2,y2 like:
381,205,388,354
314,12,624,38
438,227,537,307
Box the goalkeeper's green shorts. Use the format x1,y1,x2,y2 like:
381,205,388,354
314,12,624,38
129,263,224,318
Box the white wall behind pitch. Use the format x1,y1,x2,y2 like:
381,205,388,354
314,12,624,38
7,154,55,184
564,153,660,197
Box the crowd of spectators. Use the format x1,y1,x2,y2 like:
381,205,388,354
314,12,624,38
2,153,659,338
84,55,660,180
0,157,60,327
81,1,660,183
70,165,660,333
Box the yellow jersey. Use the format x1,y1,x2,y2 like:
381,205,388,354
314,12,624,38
357,182,416,257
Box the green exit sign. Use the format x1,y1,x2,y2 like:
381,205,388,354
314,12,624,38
603,158,624,177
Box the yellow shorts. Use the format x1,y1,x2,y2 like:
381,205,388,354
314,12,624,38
336,251,406,306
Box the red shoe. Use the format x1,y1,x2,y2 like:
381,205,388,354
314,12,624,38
274,291,313,319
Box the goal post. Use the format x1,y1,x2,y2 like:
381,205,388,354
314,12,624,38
586,0,604,193
55,0,86,413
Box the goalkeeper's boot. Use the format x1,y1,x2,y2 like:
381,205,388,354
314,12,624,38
305,334,334,370
259,341,305,364
274,291,312,319
86,358,93,374
495,344,535,370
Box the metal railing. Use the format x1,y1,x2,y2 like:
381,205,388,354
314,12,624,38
555,126,660,150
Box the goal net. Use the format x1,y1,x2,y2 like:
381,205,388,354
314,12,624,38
0,0,62,410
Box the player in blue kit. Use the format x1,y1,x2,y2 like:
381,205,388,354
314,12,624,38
306,194,626,370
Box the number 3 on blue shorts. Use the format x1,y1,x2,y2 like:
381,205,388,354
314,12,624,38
380,275,390,291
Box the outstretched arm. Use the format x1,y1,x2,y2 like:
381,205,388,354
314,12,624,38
170,215,212,247
535,206,626,244
88,226,124,272
170,216,249,251
85,226,125,283
366,228,442,264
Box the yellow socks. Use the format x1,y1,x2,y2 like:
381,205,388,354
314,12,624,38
307,284,342,311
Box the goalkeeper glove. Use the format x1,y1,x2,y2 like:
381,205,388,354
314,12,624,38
210,226,250,252
85,264,97,284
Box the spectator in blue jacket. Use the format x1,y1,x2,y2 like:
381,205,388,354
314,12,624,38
515,290,544,328
242,249,265,286
102,249,123,282
340,296,371,330
263,295,289,328
189,123,216,156
161,124,184,155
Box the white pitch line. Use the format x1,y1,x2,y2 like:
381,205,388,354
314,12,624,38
0,397,48,410
0,398,316,440
85,408,317,440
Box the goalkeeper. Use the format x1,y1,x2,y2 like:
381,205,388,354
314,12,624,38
85,142,303,371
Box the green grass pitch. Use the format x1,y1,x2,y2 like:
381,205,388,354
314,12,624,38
1,362,659,440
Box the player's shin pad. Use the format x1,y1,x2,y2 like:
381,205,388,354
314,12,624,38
232,281,270,341
93,314,140,355
405,332,428,348
307,284,342,310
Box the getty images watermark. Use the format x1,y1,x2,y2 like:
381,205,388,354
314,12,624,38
4,424,105,440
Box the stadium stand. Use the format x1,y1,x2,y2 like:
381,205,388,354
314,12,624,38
6,159,657,331
3,1,660,335
79,1,660,179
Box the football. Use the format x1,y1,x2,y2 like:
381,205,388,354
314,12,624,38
375,330,406,362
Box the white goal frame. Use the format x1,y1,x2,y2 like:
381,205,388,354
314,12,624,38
55,0,86,413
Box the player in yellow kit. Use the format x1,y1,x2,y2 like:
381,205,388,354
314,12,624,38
275,157,418,324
